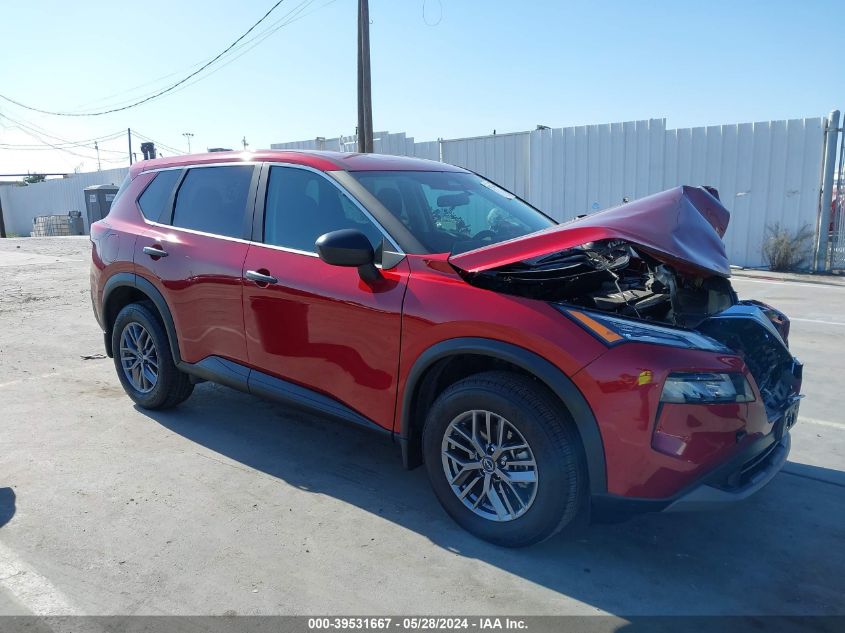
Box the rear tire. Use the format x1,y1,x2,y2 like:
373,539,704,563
423,371,586,547
111,302,194,410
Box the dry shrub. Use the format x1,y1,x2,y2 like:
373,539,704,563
761,223,814,271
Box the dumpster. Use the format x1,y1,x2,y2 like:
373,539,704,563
84,184,120,226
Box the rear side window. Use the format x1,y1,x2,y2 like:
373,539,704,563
171,165,253,238
137,170,180,222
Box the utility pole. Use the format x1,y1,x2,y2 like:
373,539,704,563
94,141,101,171
183,132,194,153
357,0,373,153
127,128,133,165
242,136,249,151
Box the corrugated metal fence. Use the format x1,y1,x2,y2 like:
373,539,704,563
526,118,825,268
3,116,829,268
0,167,128,235
273,117,826,268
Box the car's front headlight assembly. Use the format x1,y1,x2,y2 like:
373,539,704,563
660,372,755,404
557,307,729,352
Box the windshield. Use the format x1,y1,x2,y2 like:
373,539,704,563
349,171,556,255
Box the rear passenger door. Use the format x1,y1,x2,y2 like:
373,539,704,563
242,164,410,430
134,164,258,366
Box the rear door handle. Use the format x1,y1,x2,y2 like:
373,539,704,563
143,246,168,258
246,270,278,285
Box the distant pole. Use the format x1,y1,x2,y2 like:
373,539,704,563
242,136,249,151
94,141,101,171
183,132,194,153
128,128,133,165
357,0,373,153
815,109,841,272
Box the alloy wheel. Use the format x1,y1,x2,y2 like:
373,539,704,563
441,409,538,522
119,322,159,394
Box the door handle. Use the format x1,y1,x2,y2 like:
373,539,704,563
143,245,168,258
246,270,278,285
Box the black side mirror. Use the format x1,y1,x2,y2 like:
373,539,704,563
315,229,381,282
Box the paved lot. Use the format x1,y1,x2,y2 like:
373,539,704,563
0,237,842,616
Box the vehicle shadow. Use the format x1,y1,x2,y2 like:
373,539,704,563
139,383,845,616
0,487,16,529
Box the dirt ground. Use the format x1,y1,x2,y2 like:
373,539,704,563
0,236,843,616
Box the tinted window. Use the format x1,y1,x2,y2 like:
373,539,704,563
351,171,556,255
109,174,132,214
137,170,180,222
264,166,385,253
172,165,253,238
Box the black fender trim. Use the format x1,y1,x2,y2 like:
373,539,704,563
101,273,182,363
399,337,607,495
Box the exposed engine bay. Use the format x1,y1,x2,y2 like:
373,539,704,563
447,185,801,416
457,239,800,414
460,239,737,329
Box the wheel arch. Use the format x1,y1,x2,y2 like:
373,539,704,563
399,337,607,495
102,273,181,363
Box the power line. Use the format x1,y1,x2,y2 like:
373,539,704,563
0,114,123,162
0,112,125,148
95,0,332,110
73,0,323,113
131,131,186,156
0,0,288,117
422,0,444,26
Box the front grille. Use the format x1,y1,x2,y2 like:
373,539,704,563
738,440,779,482
714,439,780,491
698,305,799,416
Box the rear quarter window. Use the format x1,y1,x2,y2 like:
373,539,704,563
108,173,131,213
137,170,181,222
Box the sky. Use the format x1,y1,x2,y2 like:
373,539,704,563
0,0,842,177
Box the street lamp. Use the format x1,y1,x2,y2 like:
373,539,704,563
182,132,195,153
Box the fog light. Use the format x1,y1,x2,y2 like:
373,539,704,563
660,373,754,404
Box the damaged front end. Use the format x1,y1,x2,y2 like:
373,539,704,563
459,238,736,329
449,185,803,417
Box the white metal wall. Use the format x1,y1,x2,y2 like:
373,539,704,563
527,118,825,267
527,119,666,220
3,118,826,268
663,119,824,267
271,119,825,267
442,132,531,199
0,167,128,236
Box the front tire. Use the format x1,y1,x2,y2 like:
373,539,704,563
112,302,194,410
423,371,586,547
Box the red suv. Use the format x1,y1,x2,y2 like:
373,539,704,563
90,151,802,547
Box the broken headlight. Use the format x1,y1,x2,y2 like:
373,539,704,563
558,307,729,352
661,372,755,404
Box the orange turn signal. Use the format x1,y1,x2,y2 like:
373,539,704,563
567,310,624,343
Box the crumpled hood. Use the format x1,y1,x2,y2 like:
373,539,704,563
449,185,731,277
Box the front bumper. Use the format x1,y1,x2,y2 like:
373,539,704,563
664,433,790,512
592,428,794,521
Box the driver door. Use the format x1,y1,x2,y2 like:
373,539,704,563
242,164,410,430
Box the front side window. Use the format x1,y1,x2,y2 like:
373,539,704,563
263,166,385,253
137,170,180,222
171,165,253,238
350,171,556,255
